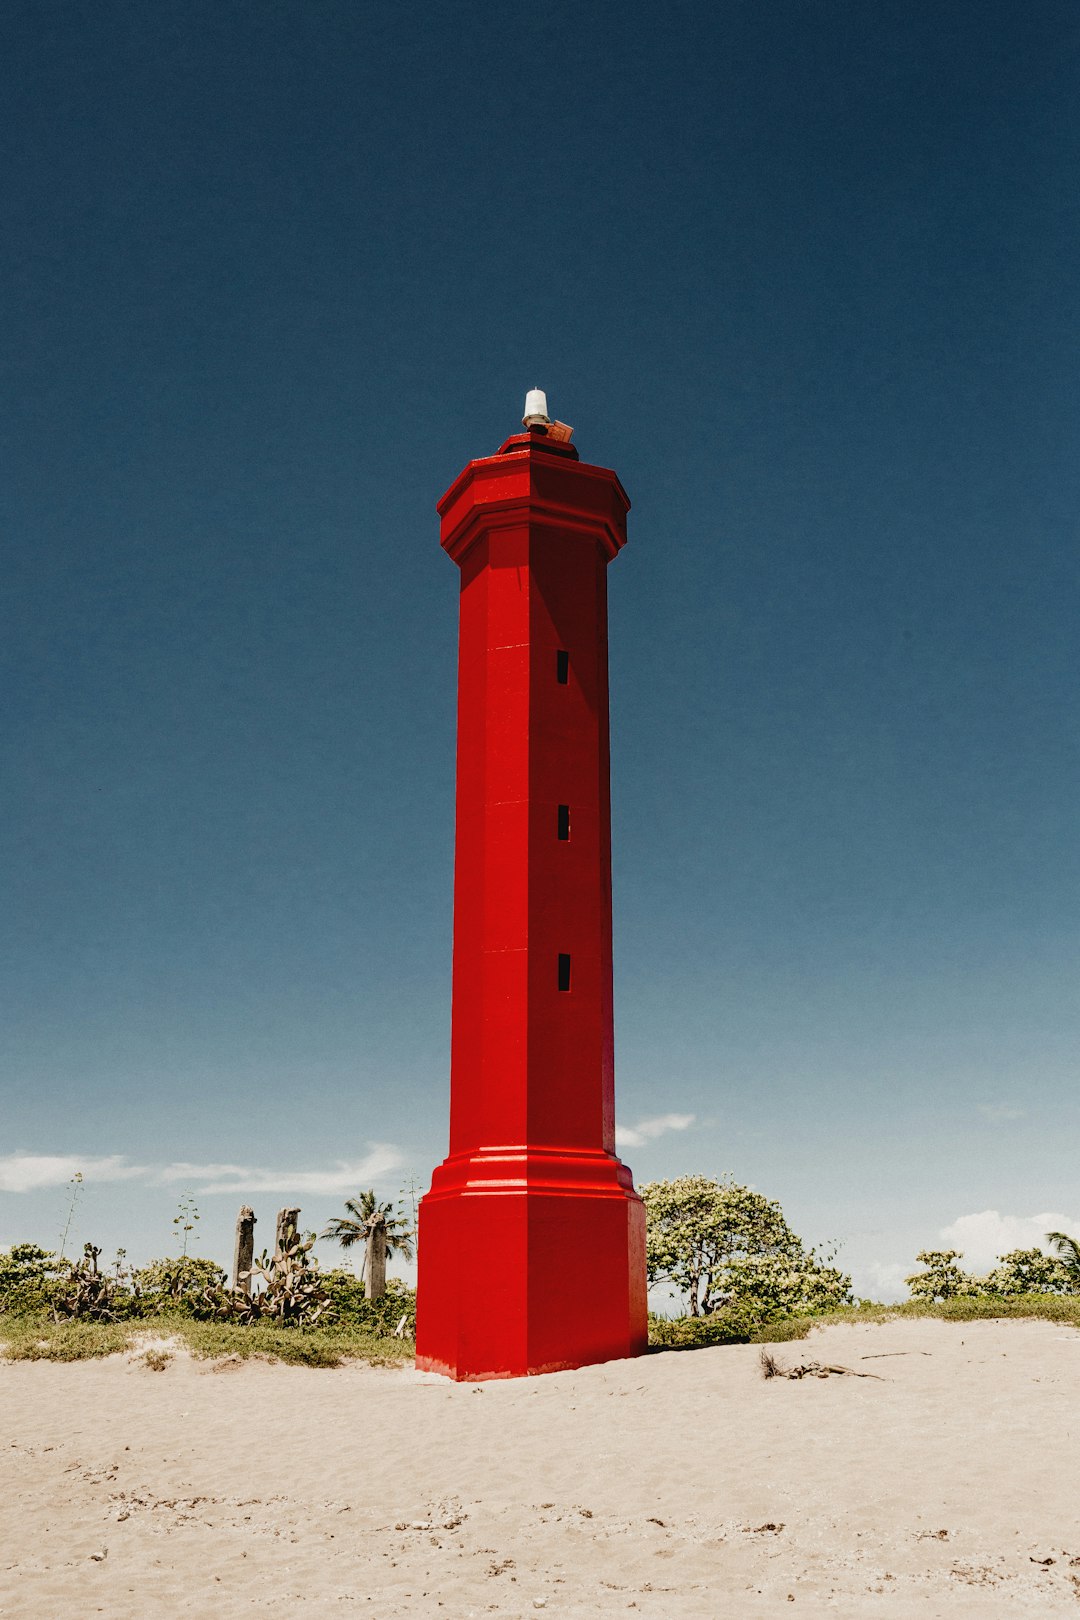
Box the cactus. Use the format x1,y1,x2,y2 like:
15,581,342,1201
200,1226,328,1326
52,1243,130,1322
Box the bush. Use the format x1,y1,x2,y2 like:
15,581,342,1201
0,1244,64,1314
984,1247,1075,1297
52,1244,139,1323
649,1303,761,1349
906,1246,1080,1303
905,1250,979,1301
321,1271,415,1335
133,1256,228,1315
722,1252,853,1319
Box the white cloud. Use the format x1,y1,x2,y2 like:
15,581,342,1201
939,1209,1080,1271
616,1113,695,1150
0,1146,404,1198
0,1153,147,1193
978,1103,1026,1125
853,1260,910,1303
157,1145,404,1196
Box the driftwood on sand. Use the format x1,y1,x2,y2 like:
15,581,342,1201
760,1350,884,1380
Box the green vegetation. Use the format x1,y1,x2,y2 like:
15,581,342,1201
906,1245,1080,1300
133,1255,228,1310
1044,1231,1080,1288
648,1293,1080,1351
208,1225,331,1325
321,1271,415,1335
321,1189,416,1265
643,1189,1080,1352
3,1197,1077,1364
0,1231,417,1365
650,1292,1080,1350
171,1316,411,1367
641,1175,852,1318
0,1310,413,1365
0,1314,134,1361
171,1191,201,1256
0,1243,65,1314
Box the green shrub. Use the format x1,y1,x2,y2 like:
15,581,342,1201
984,1247,1075,1297
649,1302,762,1349
133,1256,227,1315
905,1246,1080,1303
905,1249,979,1301
0,1244,64,1314
722,1251,852,1318
321,1271,415,1334
51,1244,141,1322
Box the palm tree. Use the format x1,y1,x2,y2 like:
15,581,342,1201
322,1190,415,1274
1046,1231,1080,1289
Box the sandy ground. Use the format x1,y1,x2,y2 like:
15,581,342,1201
2,1318,1079,1619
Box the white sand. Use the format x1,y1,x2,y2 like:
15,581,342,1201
2,1317,1079,1618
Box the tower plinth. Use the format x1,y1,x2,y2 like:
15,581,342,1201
415,407,647,1381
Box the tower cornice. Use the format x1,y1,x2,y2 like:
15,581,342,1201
438,437,630,566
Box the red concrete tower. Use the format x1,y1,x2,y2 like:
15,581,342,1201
416,393,648,1381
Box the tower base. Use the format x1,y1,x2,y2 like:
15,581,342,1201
415,1147,648,1381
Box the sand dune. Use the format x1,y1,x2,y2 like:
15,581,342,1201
2,1317,1079,1617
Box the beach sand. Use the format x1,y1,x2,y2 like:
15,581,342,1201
2,1317,1078,1618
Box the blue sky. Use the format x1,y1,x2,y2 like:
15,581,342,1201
2,2,1077,1298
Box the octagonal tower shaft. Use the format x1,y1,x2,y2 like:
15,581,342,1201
415,427,648,1381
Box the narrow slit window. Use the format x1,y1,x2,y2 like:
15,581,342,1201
557,804,570,841
556,649,569,685
557,953,571,992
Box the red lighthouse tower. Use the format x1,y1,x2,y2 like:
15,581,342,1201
415,393,648,1381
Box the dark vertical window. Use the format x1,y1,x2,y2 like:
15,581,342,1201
557,953,571,992
557,804,570,841
556,649,569,684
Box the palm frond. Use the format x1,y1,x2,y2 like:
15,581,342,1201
323,1190,416,1266
1047,1230,1080,1277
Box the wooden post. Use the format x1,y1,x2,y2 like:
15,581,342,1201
275,1207,301,1260
232,1206,256,1295
366,1213,387,1300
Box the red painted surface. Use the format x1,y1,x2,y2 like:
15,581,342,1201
415,425,648,1381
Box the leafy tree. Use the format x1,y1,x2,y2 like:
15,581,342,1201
905,1250,980,1301
723,1251,853,1318
640,1175,851,1318
1046,1231,1080,1290
321,1190,415,1273
907,1242,1080,1302
984,1247,1074,1297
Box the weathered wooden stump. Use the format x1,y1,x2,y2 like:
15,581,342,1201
232,1206,256,1295
366,1213,387,1300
